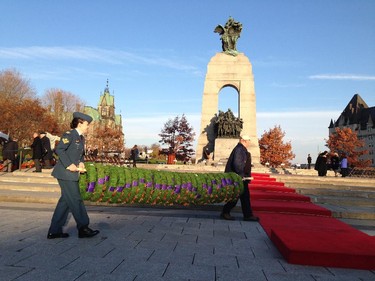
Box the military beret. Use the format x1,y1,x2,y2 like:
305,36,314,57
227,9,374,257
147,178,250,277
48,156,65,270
73,112,93,124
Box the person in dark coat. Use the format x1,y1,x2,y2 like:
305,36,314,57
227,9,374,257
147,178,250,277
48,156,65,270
315,151,328,176
1,137,18,172
307,154,312,169
40,132,53,168
31,132,43,172
220,135,259,222
130,145,139,167
330,152,340,177
47,112,99,239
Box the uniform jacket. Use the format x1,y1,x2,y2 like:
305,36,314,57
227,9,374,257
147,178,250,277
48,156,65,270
224,142,249,177
52,129,85,181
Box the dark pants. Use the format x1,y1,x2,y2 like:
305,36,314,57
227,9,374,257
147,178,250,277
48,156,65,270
222,180,253,218
341,168,348,177
48,179,89,234
33,159,42,172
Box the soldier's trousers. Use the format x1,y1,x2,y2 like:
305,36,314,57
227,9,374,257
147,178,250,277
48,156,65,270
48,179,90,233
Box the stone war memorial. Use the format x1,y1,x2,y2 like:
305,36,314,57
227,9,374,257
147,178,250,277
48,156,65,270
196,17,260,165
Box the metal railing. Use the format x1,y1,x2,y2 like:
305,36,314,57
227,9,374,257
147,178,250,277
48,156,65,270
348,167,375,178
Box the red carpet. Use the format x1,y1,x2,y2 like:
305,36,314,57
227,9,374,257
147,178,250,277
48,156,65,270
251,190,311,202
249,173,375,270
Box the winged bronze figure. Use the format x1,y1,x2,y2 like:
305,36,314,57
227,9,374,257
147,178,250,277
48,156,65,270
214,17,243,56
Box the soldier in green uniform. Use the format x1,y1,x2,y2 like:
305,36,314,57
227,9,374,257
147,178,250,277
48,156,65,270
47,112,100,239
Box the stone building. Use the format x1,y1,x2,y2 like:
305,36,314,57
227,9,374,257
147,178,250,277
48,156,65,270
84,81,124,155
329,94,375,167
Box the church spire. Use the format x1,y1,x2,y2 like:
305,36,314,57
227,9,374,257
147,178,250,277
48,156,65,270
104,79,109,93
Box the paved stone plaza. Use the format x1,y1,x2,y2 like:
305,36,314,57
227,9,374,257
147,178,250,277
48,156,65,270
1,202,374,281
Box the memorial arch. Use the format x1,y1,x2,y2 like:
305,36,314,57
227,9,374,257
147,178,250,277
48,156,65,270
195,52,260,165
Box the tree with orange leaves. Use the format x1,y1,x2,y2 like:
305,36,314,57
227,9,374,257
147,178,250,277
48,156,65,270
326,127,370,168
259,125,295,167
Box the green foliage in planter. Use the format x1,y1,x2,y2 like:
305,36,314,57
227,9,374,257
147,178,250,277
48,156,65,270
79,163,243,206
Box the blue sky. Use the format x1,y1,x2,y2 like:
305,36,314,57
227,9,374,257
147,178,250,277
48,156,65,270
1,0,374,164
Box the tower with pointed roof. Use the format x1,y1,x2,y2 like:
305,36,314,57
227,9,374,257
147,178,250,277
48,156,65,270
84,80,124,155
329,93,375,167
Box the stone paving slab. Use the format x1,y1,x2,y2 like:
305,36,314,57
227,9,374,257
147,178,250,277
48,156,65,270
0,202,374,281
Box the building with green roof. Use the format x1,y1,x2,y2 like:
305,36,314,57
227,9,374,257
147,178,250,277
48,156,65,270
84,80,124,155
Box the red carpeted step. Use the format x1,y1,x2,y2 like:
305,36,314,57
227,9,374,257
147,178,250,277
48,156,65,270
249,184,295,193
251,176,375,270
250,190,311,202
251,179,284,186
252,200,331,216
255,213,375,270
257,213,342,236
271,229,375,270
252,173,271,178
252,176,277,181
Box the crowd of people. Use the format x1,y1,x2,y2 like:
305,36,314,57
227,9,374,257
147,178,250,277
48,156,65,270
313,151,349,177
1,131,58,172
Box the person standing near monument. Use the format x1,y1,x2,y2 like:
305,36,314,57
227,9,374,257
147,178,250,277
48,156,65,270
307,154,312,169
203,146,210,165
340,153,349,177
40,132,53,168
220,135,259,222
31,132,43,173
130,145,139,167
47,112,99,239
315,151,328,176
1,137,18,172
331,152,340,177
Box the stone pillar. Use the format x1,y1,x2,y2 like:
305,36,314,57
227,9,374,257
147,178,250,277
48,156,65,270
196,52,260,165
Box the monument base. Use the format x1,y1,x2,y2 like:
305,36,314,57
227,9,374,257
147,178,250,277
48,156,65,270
213,138,239,165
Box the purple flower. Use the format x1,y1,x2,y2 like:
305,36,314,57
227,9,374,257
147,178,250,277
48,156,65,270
125,183,131,188
109,186,116,192
132,180,138,187
207,187,213,194
155,184,161,189
116,186,124,192
146,182,153,188
104,176,109,182
87,182,96,192
162,184,167,190
98,178,105,185
139,178,145,183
